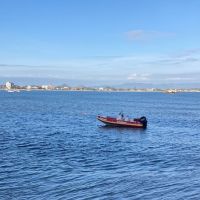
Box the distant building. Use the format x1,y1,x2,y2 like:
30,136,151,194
98,87,104,91
63,86,69,90
27,85,32,90
5,81,14,90
31,86,40,89
41,85,55,90
41,85,49,90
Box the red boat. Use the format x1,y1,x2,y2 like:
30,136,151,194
97,115,147,128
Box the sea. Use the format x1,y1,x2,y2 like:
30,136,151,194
0,91,200,200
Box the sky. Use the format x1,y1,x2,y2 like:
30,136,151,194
0,0,200,87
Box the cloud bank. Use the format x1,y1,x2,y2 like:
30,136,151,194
0,49,200,86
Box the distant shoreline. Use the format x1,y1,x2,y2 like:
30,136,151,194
1,89,200,93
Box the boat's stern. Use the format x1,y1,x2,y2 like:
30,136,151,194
139,116,148,128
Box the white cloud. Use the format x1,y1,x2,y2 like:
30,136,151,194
163,77,196,81
127,73,151,81
0,48,200,84
125,29,175,41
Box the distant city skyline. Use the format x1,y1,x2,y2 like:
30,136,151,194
0,0,200,87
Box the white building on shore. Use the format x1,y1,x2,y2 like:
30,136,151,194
26,85,32,90
5,81,14,90
41,85,55,90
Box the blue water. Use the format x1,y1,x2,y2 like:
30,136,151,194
0,91,200,200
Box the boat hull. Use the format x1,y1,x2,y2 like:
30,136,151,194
97,116,147,128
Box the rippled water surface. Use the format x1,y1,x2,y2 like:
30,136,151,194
0,91,200,200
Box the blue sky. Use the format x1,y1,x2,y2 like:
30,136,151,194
0,0,200,86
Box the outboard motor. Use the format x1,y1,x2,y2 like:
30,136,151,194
139,116,147,128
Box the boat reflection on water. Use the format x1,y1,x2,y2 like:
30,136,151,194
99,124,147,131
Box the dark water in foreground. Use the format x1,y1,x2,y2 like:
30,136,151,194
0,91,200,200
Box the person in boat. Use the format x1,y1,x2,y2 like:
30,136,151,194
118,112,124,120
